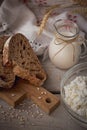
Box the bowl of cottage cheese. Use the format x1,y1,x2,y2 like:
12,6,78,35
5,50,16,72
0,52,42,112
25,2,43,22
60,62,87,127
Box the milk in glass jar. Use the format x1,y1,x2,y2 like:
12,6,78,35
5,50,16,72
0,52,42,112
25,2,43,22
49,19,87,69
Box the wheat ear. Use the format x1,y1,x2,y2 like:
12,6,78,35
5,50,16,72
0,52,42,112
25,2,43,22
38,4,60,35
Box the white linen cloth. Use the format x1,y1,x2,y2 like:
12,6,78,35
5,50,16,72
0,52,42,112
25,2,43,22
0,0,87,56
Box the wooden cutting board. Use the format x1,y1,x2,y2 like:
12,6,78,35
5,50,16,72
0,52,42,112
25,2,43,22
0,79,60,114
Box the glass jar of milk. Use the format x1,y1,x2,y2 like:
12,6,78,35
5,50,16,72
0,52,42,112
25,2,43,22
48,19,87,69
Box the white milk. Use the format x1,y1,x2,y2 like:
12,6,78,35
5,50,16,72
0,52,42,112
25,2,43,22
48,37,81,69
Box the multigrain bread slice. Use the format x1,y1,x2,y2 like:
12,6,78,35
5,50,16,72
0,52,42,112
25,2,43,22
3,33,47,86
0,36,15,88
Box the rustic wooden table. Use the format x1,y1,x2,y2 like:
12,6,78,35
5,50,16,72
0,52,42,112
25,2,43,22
0,57,87,130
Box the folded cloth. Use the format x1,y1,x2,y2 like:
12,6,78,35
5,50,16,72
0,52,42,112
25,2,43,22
0,0,87,58
0,0,37,36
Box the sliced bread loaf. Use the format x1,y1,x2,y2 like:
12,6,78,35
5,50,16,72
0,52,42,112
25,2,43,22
0,36,15,88
3,33,46,86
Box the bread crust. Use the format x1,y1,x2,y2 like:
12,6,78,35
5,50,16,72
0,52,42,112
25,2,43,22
0,36,15,88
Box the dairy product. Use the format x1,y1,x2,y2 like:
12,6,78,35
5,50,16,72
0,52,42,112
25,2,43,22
64,76,87,118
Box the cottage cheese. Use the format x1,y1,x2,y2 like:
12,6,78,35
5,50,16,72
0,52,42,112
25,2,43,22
64,76,87,118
